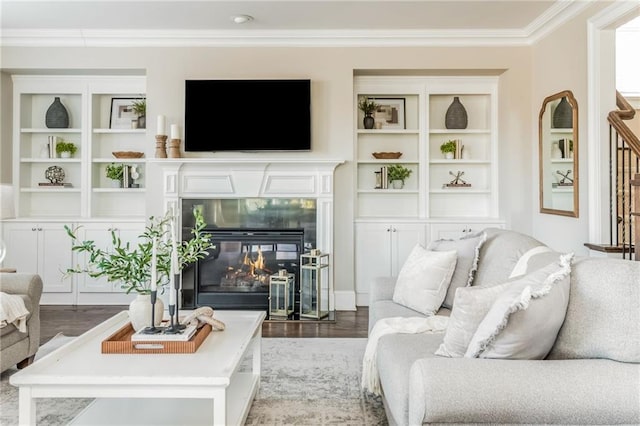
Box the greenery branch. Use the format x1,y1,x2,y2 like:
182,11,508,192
358,97,379,115
64,209,213,295
55,141,77,155
387,164,412,183
440,140,457,154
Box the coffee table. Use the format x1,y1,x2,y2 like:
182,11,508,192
10,310,266,426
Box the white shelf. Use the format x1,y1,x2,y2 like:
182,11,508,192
93,158,147,163
93,188,145,193
429,159,490,164
93,128,146,134
429,129,490,134
430,188,491,194
20,158,81,163
358,160,419,165
358,189,420,194
21,187,81,193
550,158,573,163
357,129,419,135
21,128,81,133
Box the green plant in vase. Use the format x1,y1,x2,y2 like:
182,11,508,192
440,140,457,159
105,163,124,187
358,97,379,129
131,98,146,129
64,208,213,330
55,141,77,158
387,164,413,189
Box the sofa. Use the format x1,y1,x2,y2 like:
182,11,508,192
0,273,42,373
368,228,640,425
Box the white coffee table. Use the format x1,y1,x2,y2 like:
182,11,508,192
10,310,266,426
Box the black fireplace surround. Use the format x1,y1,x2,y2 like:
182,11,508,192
194,228,305,311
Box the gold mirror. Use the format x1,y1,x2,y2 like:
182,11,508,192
539,90,578,217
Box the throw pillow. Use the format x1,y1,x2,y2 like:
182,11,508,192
392,244,457,316
427,231,487,309
465,253,573,359
434,254,572,358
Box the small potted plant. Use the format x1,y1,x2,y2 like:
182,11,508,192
440,140,457,159
387,164,413,189
132,98,146,129
105,163,124,187
358,97,379,130
55,141,77,158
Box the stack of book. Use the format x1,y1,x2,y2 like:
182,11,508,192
375,166,389,189
130,324,198,342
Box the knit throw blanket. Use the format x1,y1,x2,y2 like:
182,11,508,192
361,315,449,396
0,292,30,333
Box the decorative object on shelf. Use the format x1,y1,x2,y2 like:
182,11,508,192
157,115,166,136
45,97,69,129
373,98,406,129
130,164,141,188
55,141,77,158
552,96,572,128
269,269,295,319
300,250,330,319
358,97,378,129
105,163,124,187
110,97,144,129
47,136,61,158
387,164,412,189
551,141,562,159
461,145,470,159
131,98,146,129
155,135,168,158
444,170,471,188
112,151,144,159
372,152,402,159
128,293,164,332
39,143,50,159
556,169,574,186
44,165,65,184
440,140,457,159
64,208,214,331
169,139,182,158
445,96,468,129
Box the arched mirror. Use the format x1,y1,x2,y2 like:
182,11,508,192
539,90,578,217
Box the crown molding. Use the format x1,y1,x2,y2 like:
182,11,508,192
0,1,598,48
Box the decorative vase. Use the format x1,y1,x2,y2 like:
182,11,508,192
551,141,562,159
553,97,572,128
363,113,375,130
137,116,146,129
60,152,71,158
45,97,69,129
110,179,122,188
391,180,404,189
445,96,468,129
128,294,164,331
444,152,454,160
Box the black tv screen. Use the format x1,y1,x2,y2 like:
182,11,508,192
184,79,311,152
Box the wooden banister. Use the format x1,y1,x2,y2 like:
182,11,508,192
608,91,640,157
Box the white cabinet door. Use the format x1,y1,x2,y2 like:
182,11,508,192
3,222,72,293
77,222,145,293
429,222,505,242
355,222,425,305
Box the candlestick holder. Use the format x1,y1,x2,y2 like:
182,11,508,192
173,274,187,330
140,290,163,334
168,138,181,158
155,135,168,158
164,304,180,334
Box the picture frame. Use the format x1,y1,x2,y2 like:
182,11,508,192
109,98,139,129
372,97,406,129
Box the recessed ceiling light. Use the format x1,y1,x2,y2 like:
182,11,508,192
232,15,253,24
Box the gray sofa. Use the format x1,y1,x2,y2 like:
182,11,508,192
368,228,640,425
0,273,42,373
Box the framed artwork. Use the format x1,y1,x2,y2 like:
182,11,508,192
373,98,406,129
109,98,138,129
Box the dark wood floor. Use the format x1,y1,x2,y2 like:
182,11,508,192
40,305,369,345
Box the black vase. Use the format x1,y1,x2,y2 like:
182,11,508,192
445,96,468,129
45,97,69,129
363,113,375,130
553,97,573,128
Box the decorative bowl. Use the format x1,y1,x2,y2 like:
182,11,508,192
112,151,144,159
372,152,402,159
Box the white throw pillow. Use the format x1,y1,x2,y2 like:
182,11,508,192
428,231,487,309
465,253,573,359
435,254,572,358
392,245,457,316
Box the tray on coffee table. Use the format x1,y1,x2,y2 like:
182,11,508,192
101,322,212,354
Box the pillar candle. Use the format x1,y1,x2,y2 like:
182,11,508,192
150,238,157,292
171,218,179,276
170,124,180,139
157,115,166,135
169,270,176,305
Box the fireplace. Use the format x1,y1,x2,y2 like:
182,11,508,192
195,228,305,312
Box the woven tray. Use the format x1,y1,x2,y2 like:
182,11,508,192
372,152,402,159
112,151,144,159
101,322,212,354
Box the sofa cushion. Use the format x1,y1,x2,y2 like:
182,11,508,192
392,245,457,316
465,253,572,359
427,231,486,309
547,257,640,363
436,255,570,358
473,228,548,287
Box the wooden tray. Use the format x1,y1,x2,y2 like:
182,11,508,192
101,322,212,354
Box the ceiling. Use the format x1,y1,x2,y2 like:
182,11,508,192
0,0,594,47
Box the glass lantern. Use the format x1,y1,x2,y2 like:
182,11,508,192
300,250,330,319
269,270,295,319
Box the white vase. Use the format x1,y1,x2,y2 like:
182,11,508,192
60,152,71,158
128,294,164,331
445,152,454,160
391,180,404,189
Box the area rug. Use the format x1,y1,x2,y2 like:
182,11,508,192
0,335,386,425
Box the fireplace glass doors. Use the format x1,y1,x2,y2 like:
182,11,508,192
195,229,305,311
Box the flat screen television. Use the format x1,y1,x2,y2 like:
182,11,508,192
184,79,311,152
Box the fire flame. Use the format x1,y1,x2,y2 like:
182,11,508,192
243,248,265,275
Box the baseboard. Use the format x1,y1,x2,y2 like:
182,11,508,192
334,291,356,311
355,292,370,307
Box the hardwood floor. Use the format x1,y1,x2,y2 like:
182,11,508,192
40,305,370,345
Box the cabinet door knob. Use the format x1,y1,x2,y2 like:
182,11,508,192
386,228,391,232
32,227,37,231
392,228,397,232
37,227,42,231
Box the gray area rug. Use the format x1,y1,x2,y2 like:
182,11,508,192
0,335,386,425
